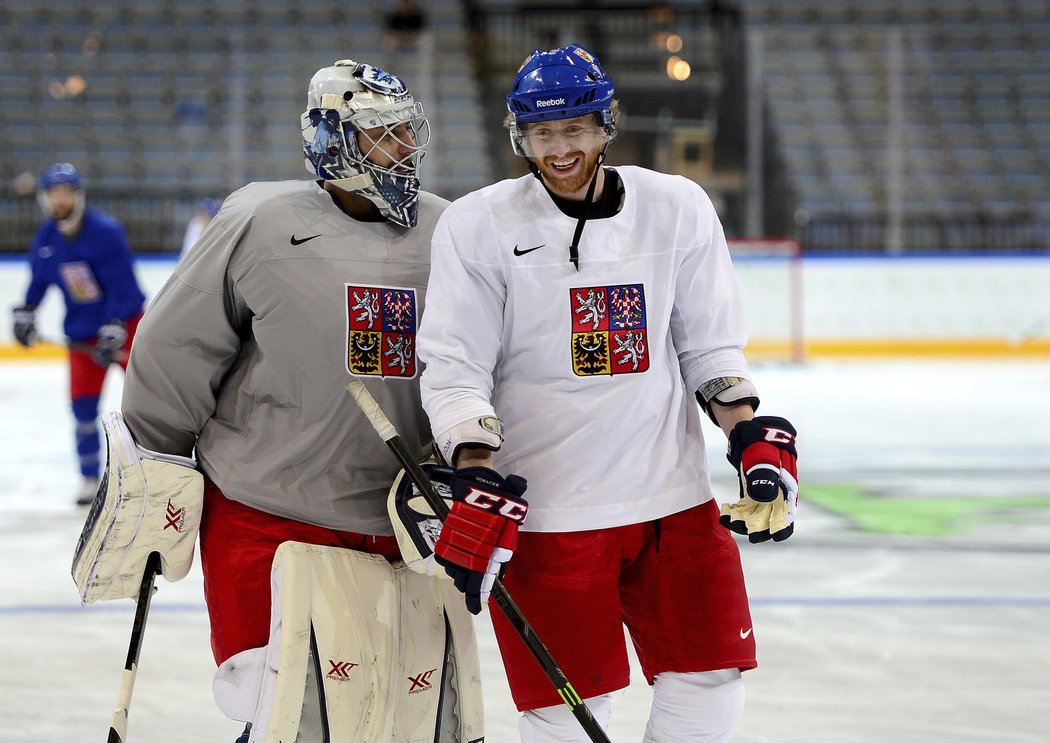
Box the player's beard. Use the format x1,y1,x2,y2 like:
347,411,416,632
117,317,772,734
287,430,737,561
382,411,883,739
535,147,602,198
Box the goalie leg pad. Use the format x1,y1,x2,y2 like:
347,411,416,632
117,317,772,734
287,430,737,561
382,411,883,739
72,411,204,604
247,541,484,743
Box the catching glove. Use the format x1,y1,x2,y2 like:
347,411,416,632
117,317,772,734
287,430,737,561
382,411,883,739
434,466,528,615
721,416,799,543
12,305,37,347
92,320,127,367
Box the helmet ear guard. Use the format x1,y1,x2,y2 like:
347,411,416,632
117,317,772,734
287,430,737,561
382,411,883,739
302,60,430,228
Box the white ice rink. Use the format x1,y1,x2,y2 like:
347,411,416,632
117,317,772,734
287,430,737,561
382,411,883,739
2,358,1049,742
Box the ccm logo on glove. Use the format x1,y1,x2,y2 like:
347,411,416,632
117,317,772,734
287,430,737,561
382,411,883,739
434,466,529,614
462,486,529,523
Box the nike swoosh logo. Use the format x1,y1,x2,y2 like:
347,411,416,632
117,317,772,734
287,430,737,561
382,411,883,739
513,243,546,256
740,628,753,640
290,234,321,245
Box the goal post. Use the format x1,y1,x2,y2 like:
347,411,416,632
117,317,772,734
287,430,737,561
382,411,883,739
727,237,804,363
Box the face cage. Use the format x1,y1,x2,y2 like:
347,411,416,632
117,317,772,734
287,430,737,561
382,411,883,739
302,104,431,228
352,106,431,179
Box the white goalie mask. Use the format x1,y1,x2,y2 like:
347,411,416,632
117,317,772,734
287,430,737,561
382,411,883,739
301,59,431,228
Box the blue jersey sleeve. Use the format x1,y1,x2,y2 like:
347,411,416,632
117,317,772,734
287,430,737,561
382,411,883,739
23,225,55,308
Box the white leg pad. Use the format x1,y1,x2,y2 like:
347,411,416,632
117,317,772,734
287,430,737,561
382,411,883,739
642,669,745,743
519,694,613,743
244,541,483,743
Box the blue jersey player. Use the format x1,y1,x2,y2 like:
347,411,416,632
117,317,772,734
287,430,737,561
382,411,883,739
12,163,146,505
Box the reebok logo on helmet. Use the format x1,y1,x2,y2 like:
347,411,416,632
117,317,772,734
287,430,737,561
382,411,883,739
536,97,566,108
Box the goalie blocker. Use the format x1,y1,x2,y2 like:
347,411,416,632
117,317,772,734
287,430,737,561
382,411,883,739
72,411,203,604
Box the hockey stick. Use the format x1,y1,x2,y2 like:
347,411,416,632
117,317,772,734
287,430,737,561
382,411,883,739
346,379,611,743
107,552,161,743
37,336,129,364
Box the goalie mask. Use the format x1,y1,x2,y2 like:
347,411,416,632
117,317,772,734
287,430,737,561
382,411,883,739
506,44,617,158
301,59,431,228
37,162,86,235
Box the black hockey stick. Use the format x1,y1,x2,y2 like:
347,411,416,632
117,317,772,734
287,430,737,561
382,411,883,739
37,336,129,364
346,379,611,743
107,552,161,743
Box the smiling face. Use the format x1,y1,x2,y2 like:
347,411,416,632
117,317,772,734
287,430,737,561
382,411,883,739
522,114,607,199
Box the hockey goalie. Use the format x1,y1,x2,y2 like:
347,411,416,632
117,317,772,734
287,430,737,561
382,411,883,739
71,53,486,743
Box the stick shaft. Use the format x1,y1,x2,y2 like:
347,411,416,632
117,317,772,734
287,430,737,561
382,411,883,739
346,379,611,742
107,553,160,743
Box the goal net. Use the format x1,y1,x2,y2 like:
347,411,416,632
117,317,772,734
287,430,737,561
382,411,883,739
727,237,804,363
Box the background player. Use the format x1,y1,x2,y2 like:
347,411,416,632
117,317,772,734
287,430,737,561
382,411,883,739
179,196,222,258
417,44,800,741
11,162,145,505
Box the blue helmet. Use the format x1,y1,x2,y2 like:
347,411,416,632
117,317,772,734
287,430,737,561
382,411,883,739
201,197,222,217
506,44,616,156
39,162,82,191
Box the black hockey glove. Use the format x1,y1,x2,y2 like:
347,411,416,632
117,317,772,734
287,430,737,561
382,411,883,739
721,416,799,543
92,320,127,367
434,466,528,615
12,304,37,347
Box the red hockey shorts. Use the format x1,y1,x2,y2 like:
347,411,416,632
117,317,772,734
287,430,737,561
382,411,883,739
198,481,402,665
491,498,757,711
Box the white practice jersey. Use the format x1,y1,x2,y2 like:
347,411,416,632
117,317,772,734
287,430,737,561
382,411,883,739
418,166,754,532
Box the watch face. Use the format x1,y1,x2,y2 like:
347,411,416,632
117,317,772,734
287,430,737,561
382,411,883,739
479,416,503,437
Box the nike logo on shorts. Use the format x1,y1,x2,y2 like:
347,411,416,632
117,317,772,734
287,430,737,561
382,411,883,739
513,243,546,256
290,234,321,245
739,627,753,639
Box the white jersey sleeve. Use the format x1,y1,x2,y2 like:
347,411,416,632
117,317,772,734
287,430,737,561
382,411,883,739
416,198,507,441
670,184,755,396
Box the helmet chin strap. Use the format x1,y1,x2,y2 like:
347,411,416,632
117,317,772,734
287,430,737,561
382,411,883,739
568,148,607,271
328,173,373,192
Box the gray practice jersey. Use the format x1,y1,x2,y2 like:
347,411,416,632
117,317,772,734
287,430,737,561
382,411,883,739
122,180,447,535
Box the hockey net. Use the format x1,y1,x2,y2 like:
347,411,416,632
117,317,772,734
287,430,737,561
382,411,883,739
727,237,804,363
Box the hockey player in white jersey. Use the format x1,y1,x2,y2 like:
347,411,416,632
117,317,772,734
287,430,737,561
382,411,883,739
74,59,485,742
417,44,800,742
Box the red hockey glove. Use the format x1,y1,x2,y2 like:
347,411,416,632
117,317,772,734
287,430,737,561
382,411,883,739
721,416,799,543
434,466,528,615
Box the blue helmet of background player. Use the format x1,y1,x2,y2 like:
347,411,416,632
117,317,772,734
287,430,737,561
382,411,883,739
505,44,617,158
300,59,431,229
201,197,222,217
39,162,82,191
37,162,86,231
